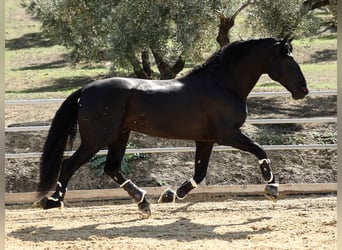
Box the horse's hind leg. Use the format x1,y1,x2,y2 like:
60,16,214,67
36,144,99,209
104,132,151,218
159,141,214,203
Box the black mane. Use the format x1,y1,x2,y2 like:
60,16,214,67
184,38,279,77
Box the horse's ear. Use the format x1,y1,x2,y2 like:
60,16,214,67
288,36,294,44
275,34,294,55
281,34,294,45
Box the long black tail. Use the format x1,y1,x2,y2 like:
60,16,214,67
38,88,83,196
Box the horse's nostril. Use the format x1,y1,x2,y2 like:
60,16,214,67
302,87,309,94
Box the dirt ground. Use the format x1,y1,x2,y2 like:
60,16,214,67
5,196,336,250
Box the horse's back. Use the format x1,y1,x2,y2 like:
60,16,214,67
78,77,185,120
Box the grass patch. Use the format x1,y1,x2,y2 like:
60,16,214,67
301,63,336,89
251,61,336,92
293,33,337,46
5,0,111,99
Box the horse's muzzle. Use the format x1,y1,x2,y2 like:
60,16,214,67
292,86,309,100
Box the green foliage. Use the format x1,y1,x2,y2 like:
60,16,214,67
23,0,120,62
257,131,305,145
327,0,337,27
89,144,147,176
246,0,321,37
121,152,147,175
23,0,217,75
22,0,337,77
88,155,106,176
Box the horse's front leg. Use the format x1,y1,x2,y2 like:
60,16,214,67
217,128,279,201
159,142,214,203
259,158,279,201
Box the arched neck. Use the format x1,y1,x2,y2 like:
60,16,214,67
220,64,265,101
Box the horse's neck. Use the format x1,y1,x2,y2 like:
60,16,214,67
220,68,263,101
237,74,262,100
183,56,266,101
229,55,269,100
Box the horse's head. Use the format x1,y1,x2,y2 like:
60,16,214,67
267,36,308,100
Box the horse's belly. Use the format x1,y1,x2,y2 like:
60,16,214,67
124,111,213,141
133,127,213,141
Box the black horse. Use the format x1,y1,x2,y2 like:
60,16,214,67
35,37,308,217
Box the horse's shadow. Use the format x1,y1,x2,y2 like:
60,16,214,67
8,211,272,243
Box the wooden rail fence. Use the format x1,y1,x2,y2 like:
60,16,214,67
5,183,337,205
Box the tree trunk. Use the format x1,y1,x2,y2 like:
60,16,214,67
172,55,185,76
151,50,185,80
141,50,153,79
216,14,234,47
128,52,153,79
216,0,254,48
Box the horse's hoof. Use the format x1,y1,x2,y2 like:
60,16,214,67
138,201,151,219
158,188,176,203
264,183,279,202
33,197,64,209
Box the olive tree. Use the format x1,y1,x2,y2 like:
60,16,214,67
246,0,337,37
214,0,255,47
24,0,217,79
24,0,335,79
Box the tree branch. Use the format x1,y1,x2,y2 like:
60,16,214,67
231,0,254,20
303,0,330,10
127,53,150,79
215,0,255,47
